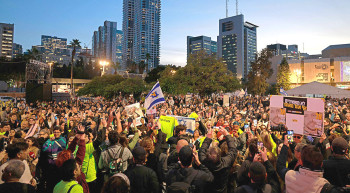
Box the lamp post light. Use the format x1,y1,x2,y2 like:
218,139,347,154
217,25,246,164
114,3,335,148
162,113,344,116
99,60,109,76
170,69,176,75
294,69,301,86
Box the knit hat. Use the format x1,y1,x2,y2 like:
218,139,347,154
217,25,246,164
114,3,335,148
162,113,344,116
179,145,193,167
332,137,348,154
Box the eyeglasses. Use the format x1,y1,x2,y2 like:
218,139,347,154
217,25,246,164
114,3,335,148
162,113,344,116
293,136,302,139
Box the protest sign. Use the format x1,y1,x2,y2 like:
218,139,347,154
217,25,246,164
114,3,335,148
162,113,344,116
270,96,324,137
223,95,230,107
125,103,144,119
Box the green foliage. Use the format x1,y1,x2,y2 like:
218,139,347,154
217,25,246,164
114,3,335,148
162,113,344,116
77,75,148,99
145,65,166,83
77,74,125,97
267,84,279,95
78,50,242,97
138,61,146,74
115,78,146,96
159,50,241,95
246,48,273,96
126,60,137,73
276,57,291,93
53,59,100,79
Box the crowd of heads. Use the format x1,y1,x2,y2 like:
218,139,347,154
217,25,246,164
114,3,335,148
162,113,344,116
0,94,349,193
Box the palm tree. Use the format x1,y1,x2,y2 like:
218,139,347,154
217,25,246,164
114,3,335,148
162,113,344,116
69,39,81,96
138,61,146,74
146,53,150,72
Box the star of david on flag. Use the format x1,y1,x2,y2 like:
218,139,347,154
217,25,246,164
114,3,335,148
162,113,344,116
144,81,165,110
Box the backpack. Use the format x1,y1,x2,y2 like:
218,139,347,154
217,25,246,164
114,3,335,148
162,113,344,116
167,170,199,193
107,147,125,176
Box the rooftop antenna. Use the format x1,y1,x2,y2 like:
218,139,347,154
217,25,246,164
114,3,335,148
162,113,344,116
236,0,238,15
226,0,229,18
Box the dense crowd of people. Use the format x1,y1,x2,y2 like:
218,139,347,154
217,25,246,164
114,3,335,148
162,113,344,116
0,94,349,193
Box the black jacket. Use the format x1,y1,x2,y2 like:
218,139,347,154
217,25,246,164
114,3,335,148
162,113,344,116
165,164,214,193
323,156,350,187
199,135,237,193
235,161,280,193
124,165,160,193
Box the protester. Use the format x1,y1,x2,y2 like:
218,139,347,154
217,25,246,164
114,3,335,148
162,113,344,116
0,160,36,193
124,146,160,193
53,159,83,193
0,142,33,185
0,94,348,193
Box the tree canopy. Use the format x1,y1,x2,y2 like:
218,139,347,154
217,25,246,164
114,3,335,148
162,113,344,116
276,57,291,93
159,50,241,95
246,48,273,96
78,50,242,97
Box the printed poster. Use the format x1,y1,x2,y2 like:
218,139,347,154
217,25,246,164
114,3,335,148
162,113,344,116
270,96,324,137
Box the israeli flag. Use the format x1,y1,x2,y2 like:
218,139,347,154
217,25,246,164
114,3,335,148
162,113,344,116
168,115,196,134
280,87,288,96
144,82,165,110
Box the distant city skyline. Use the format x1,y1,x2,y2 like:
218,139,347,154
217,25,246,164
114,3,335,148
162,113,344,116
1,0,350,66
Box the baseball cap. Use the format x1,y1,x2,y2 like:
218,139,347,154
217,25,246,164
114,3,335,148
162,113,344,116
132,146,147,162
331,137,348,154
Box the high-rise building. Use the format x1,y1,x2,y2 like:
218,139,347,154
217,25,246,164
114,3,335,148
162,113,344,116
122,0,161,71
41,35,67,54
92,21,117,64
267,43,308,60
116,30,123,64
187,36,217,57
267,44,287,56
217,15,258,79
0,23,14,59
12,43,22,58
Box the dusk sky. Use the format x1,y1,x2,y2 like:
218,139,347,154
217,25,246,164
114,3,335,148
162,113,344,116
1,0,349,66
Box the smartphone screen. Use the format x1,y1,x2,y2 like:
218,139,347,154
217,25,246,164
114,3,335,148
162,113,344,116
257,142,264,152
287,130,294,143
253,119,257,126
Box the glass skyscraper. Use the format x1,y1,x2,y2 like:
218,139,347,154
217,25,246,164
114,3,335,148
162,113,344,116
217,14,258,79
187,36,217,57
116,30,123,64
92,21,118,64
41,35,67,54
122,0,161,71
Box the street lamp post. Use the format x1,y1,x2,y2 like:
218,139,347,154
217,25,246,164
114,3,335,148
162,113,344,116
294,69,301,86
99,60,109,76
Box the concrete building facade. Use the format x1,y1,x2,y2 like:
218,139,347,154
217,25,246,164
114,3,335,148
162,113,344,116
0,23,14,59
217,15,257,79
